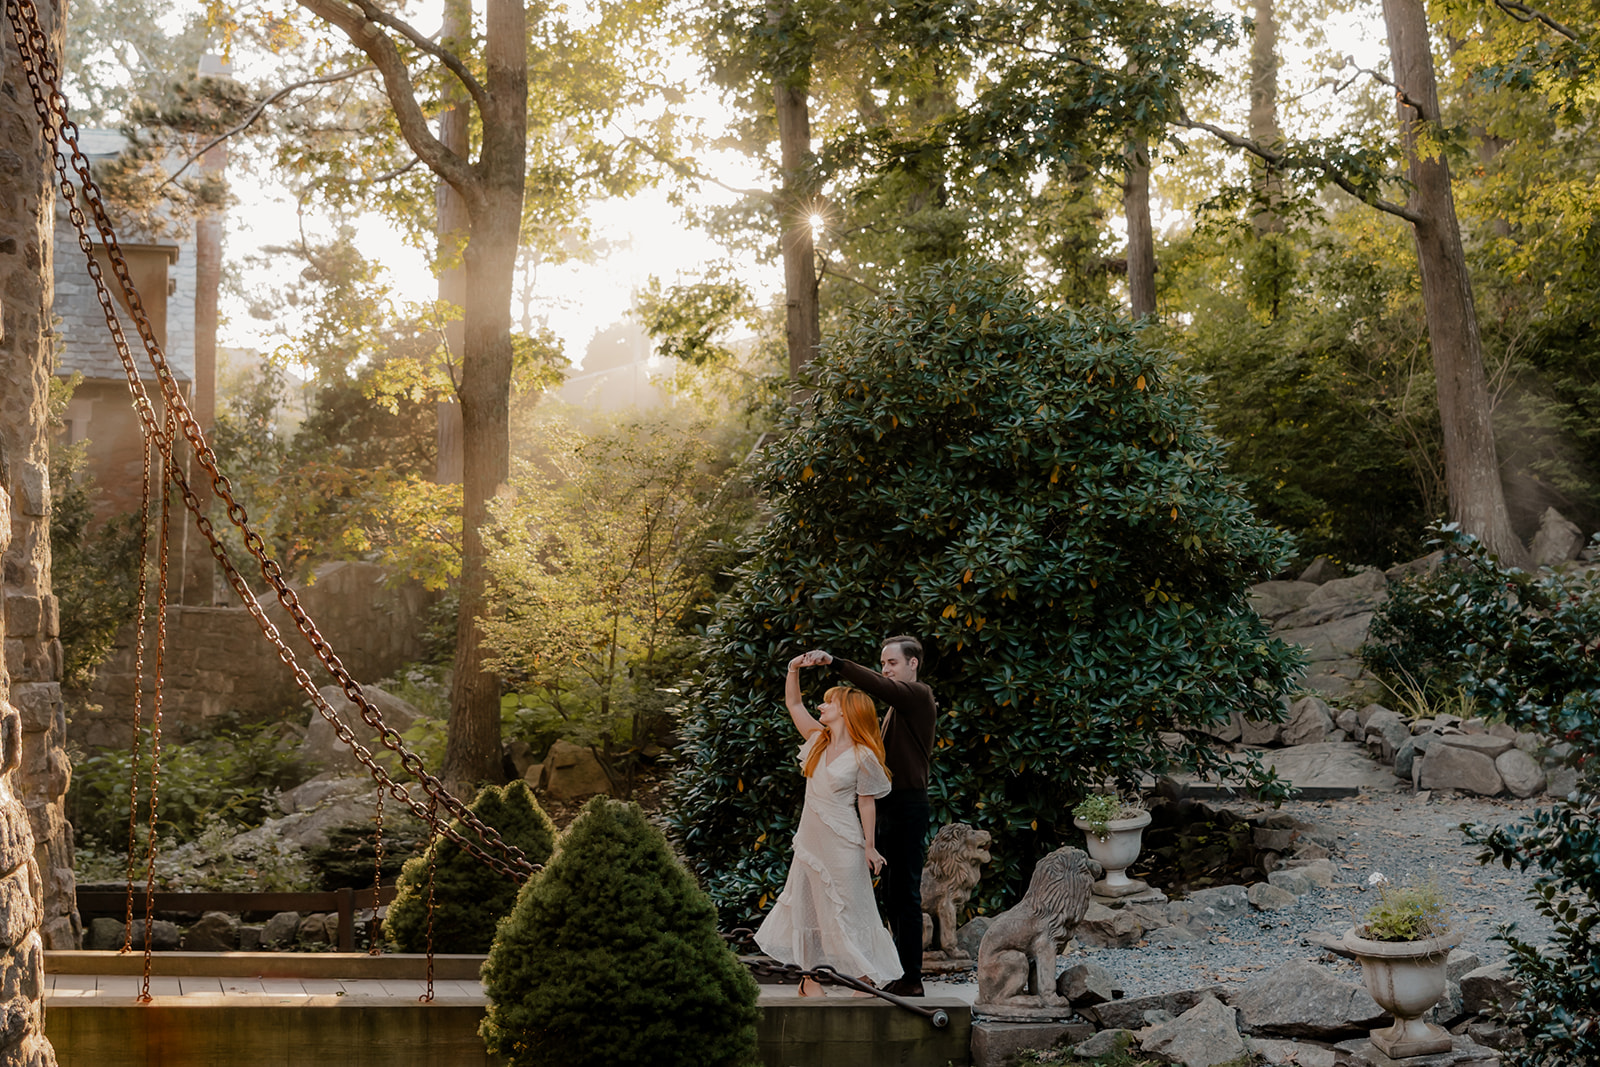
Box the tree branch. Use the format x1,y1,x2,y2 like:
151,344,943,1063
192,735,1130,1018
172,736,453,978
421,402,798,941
349,0,491,115
157,64,377,193
1175,110,1423,224
1489,0,1581,40
296,0,480,208
608,122,774,203
1334,63,1429,116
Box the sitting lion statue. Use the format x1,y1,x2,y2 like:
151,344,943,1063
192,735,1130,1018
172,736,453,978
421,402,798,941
920,823,992,958
975,847,1097,1011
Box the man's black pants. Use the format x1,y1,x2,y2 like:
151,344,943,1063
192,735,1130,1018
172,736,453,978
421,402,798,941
875,789,931,984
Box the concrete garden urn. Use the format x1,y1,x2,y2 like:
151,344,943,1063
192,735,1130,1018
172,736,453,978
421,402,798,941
1073,810,1151,897
1340,927,1462,1057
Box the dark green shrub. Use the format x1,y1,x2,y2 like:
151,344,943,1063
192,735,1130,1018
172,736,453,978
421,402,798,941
385,780,556,954
481,797,760,1067
1361,525,1600,737
1366,527,1600,1060
67,717,306,851
669,264,1303,917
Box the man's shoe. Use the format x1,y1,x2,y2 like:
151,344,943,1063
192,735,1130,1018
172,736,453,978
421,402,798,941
882,978,925,997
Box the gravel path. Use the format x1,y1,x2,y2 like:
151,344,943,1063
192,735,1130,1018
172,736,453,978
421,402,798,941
933,791,1557,1000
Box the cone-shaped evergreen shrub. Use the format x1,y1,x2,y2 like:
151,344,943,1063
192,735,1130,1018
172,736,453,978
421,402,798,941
670,264,1304,915
385,779,555,953
481,797,760,1067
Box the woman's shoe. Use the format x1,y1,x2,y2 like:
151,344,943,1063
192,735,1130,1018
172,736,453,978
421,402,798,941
797,977,826,997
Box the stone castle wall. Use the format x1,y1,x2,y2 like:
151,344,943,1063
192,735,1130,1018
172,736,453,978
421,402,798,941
75,560,439,747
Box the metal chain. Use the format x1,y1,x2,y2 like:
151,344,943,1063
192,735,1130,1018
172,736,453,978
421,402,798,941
139,421,175,1004
122,435,156,954
421,795,438,1003
722,929,950,1027
369,787,385,956
3,0,536,883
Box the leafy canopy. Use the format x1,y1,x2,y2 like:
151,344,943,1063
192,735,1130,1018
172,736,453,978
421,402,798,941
670,264,1302,915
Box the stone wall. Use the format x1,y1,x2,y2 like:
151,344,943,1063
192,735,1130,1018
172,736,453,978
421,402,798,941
75,561,440,747
2,0,69,1056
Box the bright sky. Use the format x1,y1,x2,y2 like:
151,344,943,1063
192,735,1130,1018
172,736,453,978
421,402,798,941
182,0,1381,370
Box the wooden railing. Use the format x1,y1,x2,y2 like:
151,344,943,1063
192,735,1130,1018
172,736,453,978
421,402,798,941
76,886,399,952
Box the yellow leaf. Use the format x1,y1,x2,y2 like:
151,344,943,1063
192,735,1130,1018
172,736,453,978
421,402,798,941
802,466,814,480
759,893,769,908
737,778,744,792
1171,506,1179,520
891,415,899,428
975,616,986,630
963,569,973,583
1136,374,1147,390
1030,819,1038,831
1050,466,1060,484
983,734,990,743
942,604,958,618
1090,577,1098,589
949,303,957,315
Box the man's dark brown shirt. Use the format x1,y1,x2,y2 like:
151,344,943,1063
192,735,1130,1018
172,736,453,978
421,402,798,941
833,658,936,793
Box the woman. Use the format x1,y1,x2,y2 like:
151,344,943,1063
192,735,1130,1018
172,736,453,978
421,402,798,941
754,654,903,996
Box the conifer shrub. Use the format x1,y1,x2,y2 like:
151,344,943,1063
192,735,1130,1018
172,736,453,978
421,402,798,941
669,264,1303,916
385,779,555,954
481,797,760,1067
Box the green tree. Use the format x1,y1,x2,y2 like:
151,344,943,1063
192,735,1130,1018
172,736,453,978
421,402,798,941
669,264,1302,916
481,416,752,796
481,797,761,1067
385,779,556,954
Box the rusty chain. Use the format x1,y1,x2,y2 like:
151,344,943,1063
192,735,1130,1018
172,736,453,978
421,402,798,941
121,436,157,955
138,423,175,1003
369,787,385,955
421,794,438,1003
722,929,951,1027
4,0,537,884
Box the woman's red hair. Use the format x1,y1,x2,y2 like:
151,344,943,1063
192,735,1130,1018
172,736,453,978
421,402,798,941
801,686,889,778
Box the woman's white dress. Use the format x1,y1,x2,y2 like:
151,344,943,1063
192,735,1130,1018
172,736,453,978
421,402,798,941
755,734,903,985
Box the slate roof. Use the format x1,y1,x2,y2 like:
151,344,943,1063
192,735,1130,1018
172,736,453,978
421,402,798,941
52,130,196,384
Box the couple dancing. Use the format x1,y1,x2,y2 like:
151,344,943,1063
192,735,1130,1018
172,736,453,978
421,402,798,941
754,637,936,998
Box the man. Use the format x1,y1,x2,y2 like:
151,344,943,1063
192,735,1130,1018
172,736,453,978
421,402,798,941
797,636,936,996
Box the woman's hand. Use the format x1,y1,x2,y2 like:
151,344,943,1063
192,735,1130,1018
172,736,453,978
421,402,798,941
787,653,809,672
865,847,887,875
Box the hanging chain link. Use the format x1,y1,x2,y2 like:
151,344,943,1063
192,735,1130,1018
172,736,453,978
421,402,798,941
421,794,438,1003
121,436,157,954
369,787,385,956
4,0,536,884
138,421,175,1003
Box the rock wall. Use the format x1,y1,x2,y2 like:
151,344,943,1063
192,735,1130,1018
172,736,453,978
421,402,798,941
3,0,80,979
75,560,439,746
1,0,67,1049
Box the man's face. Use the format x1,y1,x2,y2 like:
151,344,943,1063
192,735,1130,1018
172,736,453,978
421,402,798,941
880,644,917,682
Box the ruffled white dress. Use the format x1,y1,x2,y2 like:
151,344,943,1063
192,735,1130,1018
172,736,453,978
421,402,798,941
755,734,903,985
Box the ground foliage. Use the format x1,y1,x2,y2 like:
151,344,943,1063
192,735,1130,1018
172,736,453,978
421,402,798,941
670,265,1303,919
384,780,556,955
481,797,760,1067
1363,527,1600,1061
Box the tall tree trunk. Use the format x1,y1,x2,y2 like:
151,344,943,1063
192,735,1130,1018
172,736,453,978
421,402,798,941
1382,0,1528,566
1,0,81,1003
435,0,469,486
441,0,527,788
1248,0,1284,236
776,78,820,377
1123,135,1156,319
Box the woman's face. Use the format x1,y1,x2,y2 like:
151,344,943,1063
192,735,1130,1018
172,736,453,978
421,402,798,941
819,698,844,728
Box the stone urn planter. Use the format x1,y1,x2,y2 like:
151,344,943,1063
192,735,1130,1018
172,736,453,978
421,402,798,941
1340,927,1462,1057
1072,809,1152,898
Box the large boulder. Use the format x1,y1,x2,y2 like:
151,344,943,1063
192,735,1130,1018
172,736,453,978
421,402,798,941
299,684,423,774
183,911,239,952
1459,960,1521,1016
1298,557,1344,584
1140,994,1247,1067
261,911,301,949
1416,744,1505,796
1057,961,1118,1005
1281,697,1334,747
1305,570,1387,611
533,740,615,801
1249,581,1319,621
1363,710,1411,764
1527,507,1585,567
1233,959,1387,1039
1494,749,1546,798
1085,988,1228,1031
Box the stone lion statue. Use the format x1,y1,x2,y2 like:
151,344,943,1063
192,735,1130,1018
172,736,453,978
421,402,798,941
920,823,992,958
975,847,1097,1011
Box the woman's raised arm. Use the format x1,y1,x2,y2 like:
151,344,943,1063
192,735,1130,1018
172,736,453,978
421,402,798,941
785,655,824,739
